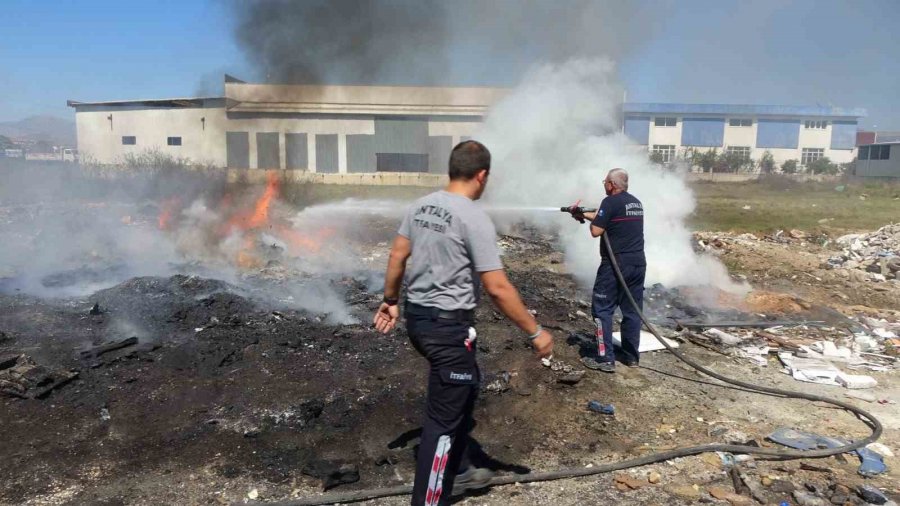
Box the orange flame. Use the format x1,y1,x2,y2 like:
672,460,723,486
246,172,279,229
159,172,335,270
158,196,182,230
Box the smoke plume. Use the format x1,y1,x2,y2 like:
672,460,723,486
0,165,376,323
479,59,744,293
232,0,663,85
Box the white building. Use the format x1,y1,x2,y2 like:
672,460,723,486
856,142,899,178
623,103,865,168
68,76,507,173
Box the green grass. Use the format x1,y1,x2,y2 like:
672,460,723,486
689,177,900,234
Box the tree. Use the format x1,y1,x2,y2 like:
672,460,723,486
0,135,15,150
781,159,798,174
807,157,840,175
720,150,754,173
690,148,718,173
759,151,776,174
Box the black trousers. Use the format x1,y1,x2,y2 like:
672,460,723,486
591,255,646,364
406,305,479,506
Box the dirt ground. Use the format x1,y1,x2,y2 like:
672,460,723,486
1,202,898,506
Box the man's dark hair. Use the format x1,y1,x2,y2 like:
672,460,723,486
448,140,491,180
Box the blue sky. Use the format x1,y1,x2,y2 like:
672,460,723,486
1,0,897,129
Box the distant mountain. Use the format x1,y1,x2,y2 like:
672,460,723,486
0,115,76,146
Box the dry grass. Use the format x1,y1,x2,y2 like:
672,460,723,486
689,177,900,234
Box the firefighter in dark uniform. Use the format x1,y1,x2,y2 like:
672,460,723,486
571,168,645,373
374,140,554,506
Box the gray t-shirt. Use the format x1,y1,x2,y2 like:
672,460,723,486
398,190,503,311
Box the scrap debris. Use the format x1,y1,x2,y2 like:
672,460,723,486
822,224,900,282
767,427,888,477
0,354,78,399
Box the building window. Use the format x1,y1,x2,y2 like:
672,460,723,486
804,120,828,130
726,146,751,157
654,117,676,127
167,136,182,146
122,136,136,145
801,148,824,165
729,118,752,127
858,146,869,160
868,144,891,160
651,144,676,163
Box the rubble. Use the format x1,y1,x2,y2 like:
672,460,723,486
0,354,78,399
822,224,900,282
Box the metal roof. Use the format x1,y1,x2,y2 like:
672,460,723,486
624,103,866,118
67,97,223,108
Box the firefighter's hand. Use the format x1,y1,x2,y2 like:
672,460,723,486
374,303,400,334
567,208,586,223
531,329,554,359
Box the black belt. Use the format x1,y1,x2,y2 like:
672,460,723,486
405,303,474,323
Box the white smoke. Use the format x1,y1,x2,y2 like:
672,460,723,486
479,58,744,293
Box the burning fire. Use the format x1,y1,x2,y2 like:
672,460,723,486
157,196,182,230
157,172,332,269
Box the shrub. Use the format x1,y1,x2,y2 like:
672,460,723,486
781,159,798,174
807,157,840,175
688,148,718,173
759,151,776,174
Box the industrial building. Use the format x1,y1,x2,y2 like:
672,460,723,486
69,79,867,176
68,76,506,175
856,142,899,178
623,103,865,167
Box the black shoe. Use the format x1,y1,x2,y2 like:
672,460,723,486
453,466,495,492
582,357,615,373
622,360,640,368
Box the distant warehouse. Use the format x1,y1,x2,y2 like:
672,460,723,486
623,103,865,168
68,76,507,174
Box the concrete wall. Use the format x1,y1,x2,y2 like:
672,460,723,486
648,117,681,147
723,120,757,149
74,104,227,166
226,169,446,186
427,119,480,148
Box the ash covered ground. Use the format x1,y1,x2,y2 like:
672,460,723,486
1,179,899,506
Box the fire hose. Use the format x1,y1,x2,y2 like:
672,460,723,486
269,221,882,506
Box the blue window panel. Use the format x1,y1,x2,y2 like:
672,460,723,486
830,121,857,150
681,117,725,147
757,119,800,149
624,116,650,145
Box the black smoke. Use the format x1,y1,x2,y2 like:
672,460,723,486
232,0,664,85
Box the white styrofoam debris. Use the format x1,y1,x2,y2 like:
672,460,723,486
835,372,878,389
612,330,679,352
704,328,743,346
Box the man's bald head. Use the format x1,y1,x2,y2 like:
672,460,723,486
607,168,629,191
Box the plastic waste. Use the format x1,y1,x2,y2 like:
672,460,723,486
587,401,614,415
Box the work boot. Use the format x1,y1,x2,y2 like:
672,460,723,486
581,356,615,373
453,466,495,493
622,359,640,368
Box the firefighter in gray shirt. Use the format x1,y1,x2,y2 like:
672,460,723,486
375,141,554,505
